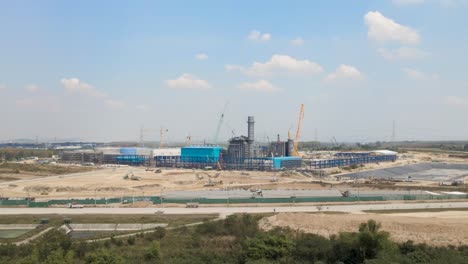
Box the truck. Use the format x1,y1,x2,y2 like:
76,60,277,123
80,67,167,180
186,202,199,208
66,203,84,209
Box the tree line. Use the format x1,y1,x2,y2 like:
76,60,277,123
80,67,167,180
1,214,468,263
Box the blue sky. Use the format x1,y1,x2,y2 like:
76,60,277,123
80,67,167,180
1,0,467,143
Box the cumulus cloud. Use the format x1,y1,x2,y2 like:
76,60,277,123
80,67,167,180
401,67,438,80
166,74,212,90
15,96,61,112
238,80,279,92
378,47,428,60
248,30,271,42
291,37,304,46
195,53,208,60
325,65,364,82
392,0,425,5
445,96,468,107
364,11,420,44
24,84,40,93
61,78,106,98
226,54,323,77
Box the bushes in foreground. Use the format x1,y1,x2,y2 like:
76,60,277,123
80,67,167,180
1,216,468,263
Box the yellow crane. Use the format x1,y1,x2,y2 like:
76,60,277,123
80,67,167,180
292,104,304,156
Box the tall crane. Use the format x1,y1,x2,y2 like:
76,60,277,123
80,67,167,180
213,102,229,144
159,127,168,149
292,104,304,156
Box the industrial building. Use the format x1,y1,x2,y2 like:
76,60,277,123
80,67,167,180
305,150,398,169
60,115,303,170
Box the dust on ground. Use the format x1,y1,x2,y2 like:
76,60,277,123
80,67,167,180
2,151,468,199
259,211,468,246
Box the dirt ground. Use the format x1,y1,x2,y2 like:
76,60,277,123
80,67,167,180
259,211,468,246
0,167,312,199
1,151,468,199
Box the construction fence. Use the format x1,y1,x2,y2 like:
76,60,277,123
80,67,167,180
1,194,467,207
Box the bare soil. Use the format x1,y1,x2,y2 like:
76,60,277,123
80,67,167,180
259,211,468,246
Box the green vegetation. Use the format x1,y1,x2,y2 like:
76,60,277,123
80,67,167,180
0,148,55,162
0,163,94,177
0,214,216,227
1,214,468,263
0,214,217,244
0,230,31,239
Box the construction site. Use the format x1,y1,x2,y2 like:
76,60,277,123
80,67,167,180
1,104,468,205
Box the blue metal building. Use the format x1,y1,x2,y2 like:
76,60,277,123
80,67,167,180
272,157,302,170
181,146,222,163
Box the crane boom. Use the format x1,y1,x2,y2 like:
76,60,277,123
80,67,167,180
213,102,229,143
293,104,304,156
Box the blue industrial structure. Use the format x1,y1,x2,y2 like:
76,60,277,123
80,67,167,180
120,148,137,155
272,157,302,169
181,146,222,163
115,155,147,165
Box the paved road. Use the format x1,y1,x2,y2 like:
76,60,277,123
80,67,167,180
2,201,468,215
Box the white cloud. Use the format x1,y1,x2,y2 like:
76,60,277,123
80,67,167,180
195,53,208,60
15,96,61,112
401,67,439,80
325,65,364,82
364,11,420,44
291,37,304,46
166,74,212,90
248,30,271,42
378,47,428,60
392,0,425,5
226,54,323,77
445,96,467,106
25,84,40,93
60,78,106,98
238,80,279,92
104,99,125,109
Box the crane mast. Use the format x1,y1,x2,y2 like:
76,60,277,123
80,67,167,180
213,102,229,143
293,104,304,156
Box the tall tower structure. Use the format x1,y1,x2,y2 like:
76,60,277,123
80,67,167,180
247,116,255,158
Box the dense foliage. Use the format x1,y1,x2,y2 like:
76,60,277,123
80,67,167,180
1,215,468,263
0,148,55,161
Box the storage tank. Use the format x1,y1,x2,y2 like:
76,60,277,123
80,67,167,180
287,139,294,157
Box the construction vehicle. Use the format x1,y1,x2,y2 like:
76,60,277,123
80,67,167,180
186,202,199,208
66,202,83,209
340,190,350,198
154,169,162,173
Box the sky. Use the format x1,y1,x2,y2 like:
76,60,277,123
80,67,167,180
1,0,468,143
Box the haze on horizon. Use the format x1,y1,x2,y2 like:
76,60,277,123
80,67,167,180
1,0,467,144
